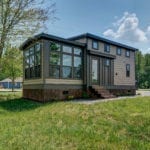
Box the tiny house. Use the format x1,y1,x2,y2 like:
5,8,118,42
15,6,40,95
20,33,137,102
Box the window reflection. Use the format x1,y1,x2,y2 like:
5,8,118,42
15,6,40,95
63,45,72,53
49,42,82,79
62,67,72,78
63,54,72,66
74,48,82,55
74,56,81,67
50,52,60,65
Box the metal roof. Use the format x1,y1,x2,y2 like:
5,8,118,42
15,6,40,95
20,33,85,50
68,33,138,51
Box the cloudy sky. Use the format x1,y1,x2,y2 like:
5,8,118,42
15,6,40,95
46,0,150,53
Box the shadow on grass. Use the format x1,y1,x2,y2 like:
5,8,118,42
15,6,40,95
0,98,43,112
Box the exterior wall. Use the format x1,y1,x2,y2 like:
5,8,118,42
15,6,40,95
22,34,136,101
74,38,87,44
87,38,136,86
23,84,83,102
23,39,84,102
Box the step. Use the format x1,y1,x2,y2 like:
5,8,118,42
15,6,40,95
90,85,115,99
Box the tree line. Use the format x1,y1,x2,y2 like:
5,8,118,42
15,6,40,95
135,51,150,89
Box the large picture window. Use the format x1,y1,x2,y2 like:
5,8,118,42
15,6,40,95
49,42,82,79
24,43,41,79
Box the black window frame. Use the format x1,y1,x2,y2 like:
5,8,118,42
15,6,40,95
116,47,122,55
126,50,130,57
24,42,41,79
126,64,130,77
92,40,99,50
49,42,82,80
104,44,110,53
105,59,110,67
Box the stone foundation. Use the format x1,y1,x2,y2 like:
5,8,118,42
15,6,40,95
23,85,136,102
23,88,83,102
109,89,136,96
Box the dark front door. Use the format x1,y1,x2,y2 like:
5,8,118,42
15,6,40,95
91,58,99,84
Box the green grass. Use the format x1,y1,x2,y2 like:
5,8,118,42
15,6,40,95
0,92,149,150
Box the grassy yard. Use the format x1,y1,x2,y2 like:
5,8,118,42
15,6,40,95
0,92,149,150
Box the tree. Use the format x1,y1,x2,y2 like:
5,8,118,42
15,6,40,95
135,51,150,89
0,0,56,58
2,46,22,91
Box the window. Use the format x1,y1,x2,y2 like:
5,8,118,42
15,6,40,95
126,64,130,77
104,44,110,53
116,47,121,55
62,67,72,78
74,56,81,67
50,42,60,52
49,42,61,78
50,66,60,78
50,52,60,65
126,50,130,57
63,54,72,66
74,56,82,79
63,45,72,53
49,42,82,79
105,59,110,66
74,48,82,56
92,40,98,49
24,43,41,79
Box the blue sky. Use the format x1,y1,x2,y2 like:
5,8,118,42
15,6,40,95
45,0,150,53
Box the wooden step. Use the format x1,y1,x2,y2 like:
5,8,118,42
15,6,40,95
90,85,116,99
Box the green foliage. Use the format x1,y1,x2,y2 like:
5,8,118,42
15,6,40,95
1,46,22,91
82,91,90,98
135,51,150,89
0,93,149,149
0,91,22,101
0,0,56,58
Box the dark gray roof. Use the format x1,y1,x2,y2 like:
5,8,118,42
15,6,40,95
20,33,85,50
68,33,138,51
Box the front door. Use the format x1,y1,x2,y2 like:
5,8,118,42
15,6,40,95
91,58,99,84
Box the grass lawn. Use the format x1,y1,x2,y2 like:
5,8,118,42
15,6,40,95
0,92,149,150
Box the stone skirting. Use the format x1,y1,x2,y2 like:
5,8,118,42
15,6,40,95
23,88,83,102
109,89,136,96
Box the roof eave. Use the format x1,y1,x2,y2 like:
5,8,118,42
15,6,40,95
68,33,138,51
20,33,85,50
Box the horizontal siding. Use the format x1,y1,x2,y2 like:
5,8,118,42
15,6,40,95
87,38,135,86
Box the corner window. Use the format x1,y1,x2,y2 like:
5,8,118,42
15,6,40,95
104,44,110,53
24,43,41,79
126,64,130,77
116,47,121,55
50,66,60,78
50,42,60,52
63,54,72,66
74,48,82,56
63,45,72,53
50,52,60,65
62,67,72,78
126,50,130,57
49,42,82,79
92,40,98,49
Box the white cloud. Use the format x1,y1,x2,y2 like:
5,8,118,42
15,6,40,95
103,12,149,43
